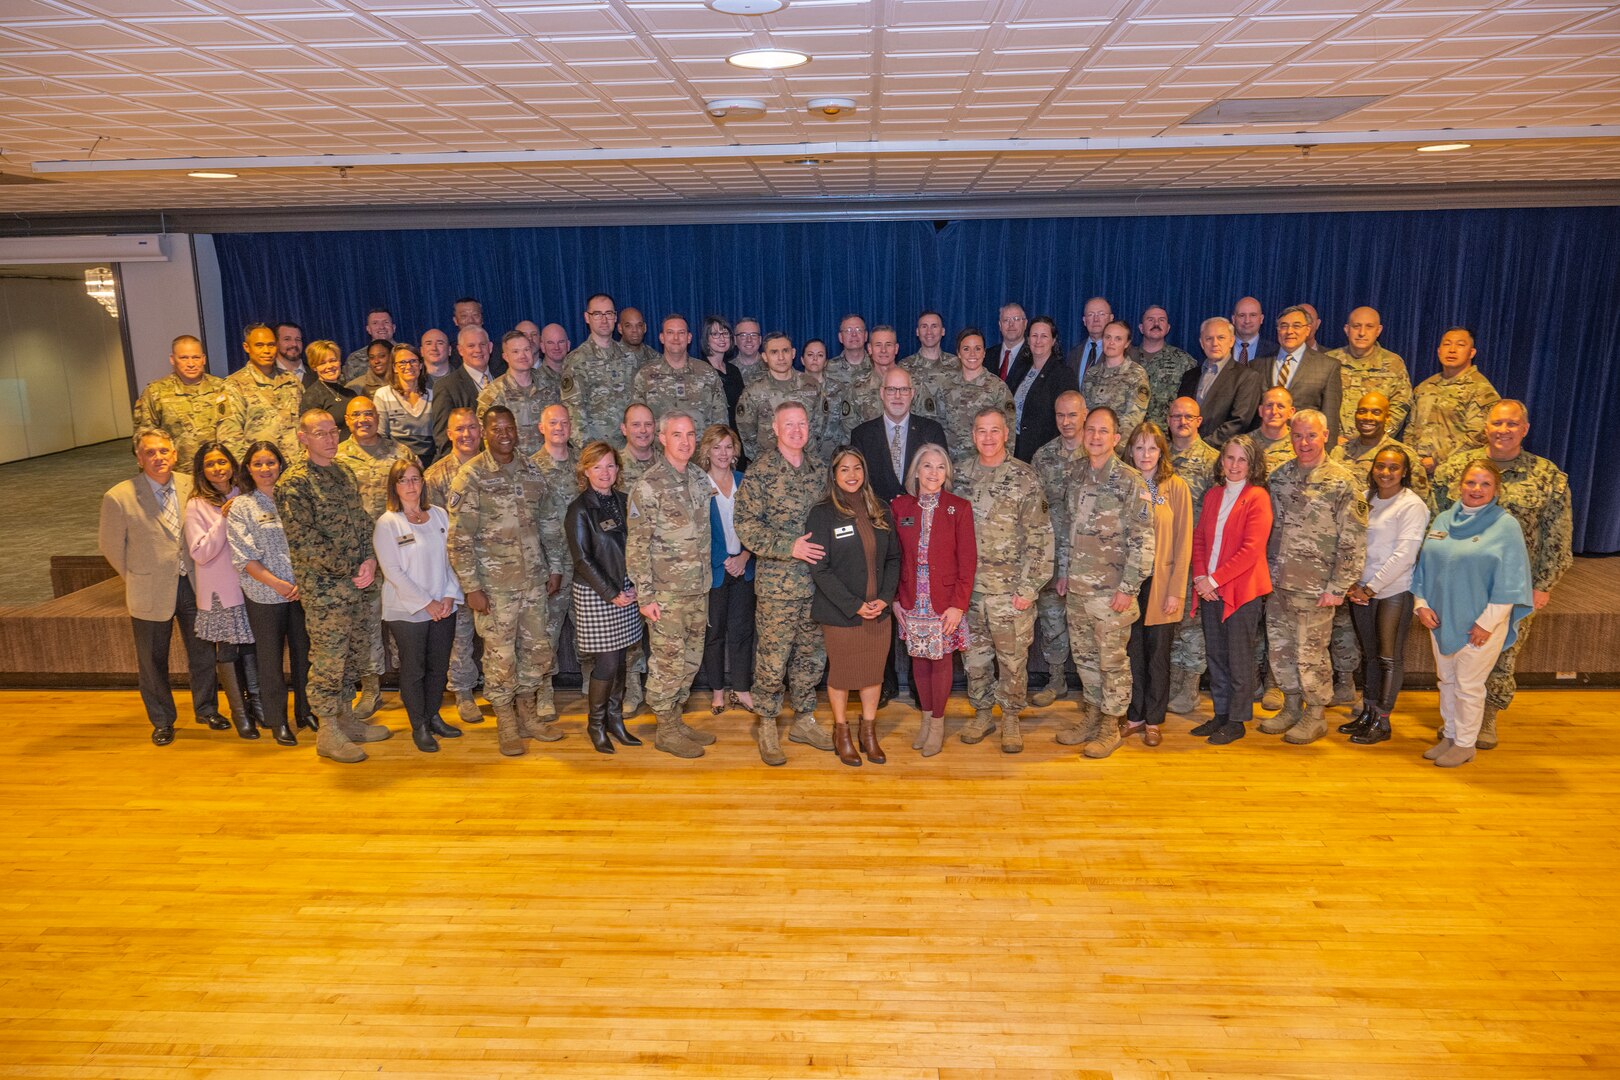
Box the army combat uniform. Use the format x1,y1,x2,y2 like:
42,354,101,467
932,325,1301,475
1029,437,1082,703
446,449,567,755
734,373,826,461
1263,456,1368,743
531,447,582,657
275,456,385,762
218,364,303,463
900,350,956,385
952,454,1054,745
932,372,1015,459
1409,366,1499,473
626,457,715,758
477,372,555,459
1079,359,1151,439
1327,343,1412,441
631,358,729,435
132,373,226,474
424,450,483,720
561,339,638,449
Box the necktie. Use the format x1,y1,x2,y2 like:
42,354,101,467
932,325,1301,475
999,347,1011,379
1277,353,1293,387
1197,361,1219,402
1239,341,1250,365
157,484,179,539
1087,342,1099,368
890,421,905,481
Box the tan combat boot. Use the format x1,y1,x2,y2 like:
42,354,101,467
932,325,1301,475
340,709,392,744
1056,701,1099,746
959,710,997,744
316,719,366,763
1283,703,1328,744
677,715,716,746
517,690,564,742
493,701,525,757
1260,676,1285,712
1001,711,1024,754
1476,705,1498,750
1259,693,1302,735
1029,678,1067,708
654,712,703,759
787,713,833,751
1166,667,1200,715
352,674,382,720
455,691,484,724
1083,714,1126,759
755,717,786,766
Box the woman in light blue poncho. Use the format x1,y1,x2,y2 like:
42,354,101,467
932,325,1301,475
1411,459,1533,768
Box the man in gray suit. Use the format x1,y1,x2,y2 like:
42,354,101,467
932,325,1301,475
1256,305,1342,445
98,428,223,744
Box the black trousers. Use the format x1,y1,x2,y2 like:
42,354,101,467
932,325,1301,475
387,617,455,728
701,574,756,692
129,576,219,731
1202,595,1264,725
243,596,311,729
1127,575,1174,726
1350,590,1414,712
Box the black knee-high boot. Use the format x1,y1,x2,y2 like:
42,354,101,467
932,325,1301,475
603,666,641,746
217,661,258,740
587,678,615,754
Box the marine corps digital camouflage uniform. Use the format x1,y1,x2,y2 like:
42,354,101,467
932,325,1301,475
1433,448,1572,714
1327,343,1412,440
1079,359,1151,439
933,372,1015,459
631,358,729,434
477,372,555,459
952,454,1054,729
1030,437,1082,690
218,364,303,463
446,450,567,738
424,450,481,702
1168,436,1220,678
1129,343,1198,429
531,447,581,655
132,373,226,474
1264,456,1367,740
734,448,828,727
626,456,714,756
561,339,638,449
734,373,826,461
1409,366,1499,471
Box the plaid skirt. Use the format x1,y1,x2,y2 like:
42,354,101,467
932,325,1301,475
572,578,643,653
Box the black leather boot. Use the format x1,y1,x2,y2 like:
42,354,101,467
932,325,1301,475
1350,707,1392,745
269,717,297,746
428,715,462,739
410,715,439,752
216,662,258,740
602,667,641,746
297,712,320,731
1338,701,1374,736
587,678,615,754
235,655,267,729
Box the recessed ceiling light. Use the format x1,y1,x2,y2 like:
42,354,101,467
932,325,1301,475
1416,142,1471,153
806,97,856,118
187,170,237,179
706,0,786,13
705,97,768,120
727,48,809,70
786,157,831,165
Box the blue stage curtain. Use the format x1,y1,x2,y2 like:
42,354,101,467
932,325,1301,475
212,205,1619,553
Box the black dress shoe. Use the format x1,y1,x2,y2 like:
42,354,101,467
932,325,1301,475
411,726,440,752
270,722,297,747
1190,715,1225,738
1338,702,1373,736
1208,720,1246,745
151,727,175,746
297,713,320,731
195,711,231,731
427,716,462,738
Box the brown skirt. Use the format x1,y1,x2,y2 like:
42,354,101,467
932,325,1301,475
822,614,892,691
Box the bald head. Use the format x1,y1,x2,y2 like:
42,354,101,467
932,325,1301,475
1344,306,1383,354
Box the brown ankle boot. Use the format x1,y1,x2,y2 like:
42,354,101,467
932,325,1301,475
493,702,525,757
858,716,886,764
833,721,862,766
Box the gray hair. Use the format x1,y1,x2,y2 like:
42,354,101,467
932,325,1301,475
903,443,954,496
1200,316,1235,336
1291,408,1329,433
657,410,696,435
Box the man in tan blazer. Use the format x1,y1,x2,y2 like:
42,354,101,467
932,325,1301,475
98,428,222,744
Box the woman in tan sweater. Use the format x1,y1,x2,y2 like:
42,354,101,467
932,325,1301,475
1124,422,1194,745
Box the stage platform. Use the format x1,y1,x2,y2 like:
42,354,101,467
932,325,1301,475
0,685,1616,1077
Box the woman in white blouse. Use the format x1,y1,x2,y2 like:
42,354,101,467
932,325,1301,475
373,344,435,465
1339,447,1430,745
372,458,465,752
699,424,755,715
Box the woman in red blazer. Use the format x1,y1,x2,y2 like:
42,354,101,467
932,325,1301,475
891,443,978,757
1190,434,1274,745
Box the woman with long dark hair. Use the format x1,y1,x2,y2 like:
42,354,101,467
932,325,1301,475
184,441,260,740
1124,422,1194,747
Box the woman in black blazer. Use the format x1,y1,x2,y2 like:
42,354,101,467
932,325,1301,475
807,447,901,767
1007,315,1078,461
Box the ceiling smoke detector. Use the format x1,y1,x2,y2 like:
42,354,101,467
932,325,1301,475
705,97,768,120
807,97,856,118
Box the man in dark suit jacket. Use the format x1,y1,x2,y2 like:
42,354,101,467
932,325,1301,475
1231,296,1279,366
992,302,1032,382
430,325,497,455
849,367,949,502
97,428,221,744
1255,304,1342,444
1178,316,1263,446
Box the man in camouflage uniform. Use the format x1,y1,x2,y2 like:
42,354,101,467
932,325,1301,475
531,404,580,656
478,330,554,458
1432,399,1572,747
342,309,396,382
934,329,1015,456
1079,320,1151,438
735,397,835,758
1327,306,1413,442
535,323,571,403
1261,409,1368,745
626,412,716,759
844,325,939,441
1165,396,1222,713
219,322,303,463
423,406,486,725
953,408,1054,749
1410,326,1500,477
1060,406,1157,759
900,309,956,382
1254,386,1297,474
827,314,872,392
617,403,659,491
631,314,728,433
732,318,768,385
562,292,638,448
446,407,567,756
616,307,659,368
275,409,390,763
132,334,225,474
734,331,827,460
1028,390,1086,708
1130,305,1199,429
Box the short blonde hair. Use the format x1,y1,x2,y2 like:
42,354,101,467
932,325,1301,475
697,424,740,470
575,440,620,492
903,443,953,496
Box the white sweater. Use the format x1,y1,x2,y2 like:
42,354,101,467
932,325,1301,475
1362,488,1429,599
372,507,464,622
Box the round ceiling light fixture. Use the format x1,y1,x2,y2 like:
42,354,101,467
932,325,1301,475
786,157,832,165
705,97,768,120
706,0,786,13
727,47,809,70
1416,142,1471,153
806,96,856,117
187,170,237,179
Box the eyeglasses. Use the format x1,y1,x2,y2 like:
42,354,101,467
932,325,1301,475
308,428,341,440
396,476,423,486
882,387,914,395
587,309,617,318
735,331,761,340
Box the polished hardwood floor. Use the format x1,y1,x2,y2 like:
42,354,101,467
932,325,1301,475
1,687,1617,1078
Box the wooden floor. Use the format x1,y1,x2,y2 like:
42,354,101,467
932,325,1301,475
2,688,1618,1079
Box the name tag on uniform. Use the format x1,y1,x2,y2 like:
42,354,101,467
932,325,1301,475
396,533,417,546
899,516,915,527
834,524,855,539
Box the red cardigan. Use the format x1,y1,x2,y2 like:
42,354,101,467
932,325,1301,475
1191,483,1273,621
892,492,977,614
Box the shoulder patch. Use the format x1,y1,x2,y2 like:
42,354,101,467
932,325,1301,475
447,491,462,510
561,375,574,393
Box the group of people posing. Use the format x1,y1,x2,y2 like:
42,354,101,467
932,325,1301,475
103,292,1573,770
